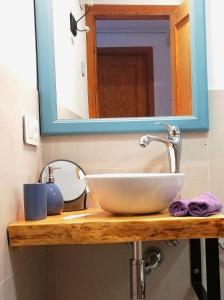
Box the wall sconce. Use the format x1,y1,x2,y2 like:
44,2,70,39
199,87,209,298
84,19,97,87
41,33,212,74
70,13,78,37
70,1,93,38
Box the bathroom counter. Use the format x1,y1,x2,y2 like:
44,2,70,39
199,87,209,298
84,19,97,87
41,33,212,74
7,208,224,247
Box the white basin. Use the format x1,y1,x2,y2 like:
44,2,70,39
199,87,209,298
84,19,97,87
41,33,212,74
85,173,185,215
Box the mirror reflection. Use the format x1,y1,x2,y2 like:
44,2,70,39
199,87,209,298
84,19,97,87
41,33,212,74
54,0,192,120
96,20,171,118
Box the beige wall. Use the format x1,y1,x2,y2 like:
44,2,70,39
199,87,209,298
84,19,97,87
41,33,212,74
42,89,224,300
1,0,224,299
41,0,224,298
0,1,46,299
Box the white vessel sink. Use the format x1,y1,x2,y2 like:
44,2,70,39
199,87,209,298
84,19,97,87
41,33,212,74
85,173,185,215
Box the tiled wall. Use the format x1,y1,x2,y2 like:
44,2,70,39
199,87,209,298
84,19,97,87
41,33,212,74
42,89,224,300
1,0,223,299
0,1,46,299
40,0,224,298
0,69,46,300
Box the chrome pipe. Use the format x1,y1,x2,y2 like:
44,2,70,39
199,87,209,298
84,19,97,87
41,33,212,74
133,241,143,260
144,247,163,274
130,242,145,299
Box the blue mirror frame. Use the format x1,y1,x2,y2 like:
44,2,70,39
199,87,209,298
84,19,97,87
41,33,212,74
34,0,208,135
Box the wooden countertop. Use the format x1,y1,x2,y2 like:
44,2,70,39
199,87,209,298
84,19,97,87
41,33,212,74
7,208,224,247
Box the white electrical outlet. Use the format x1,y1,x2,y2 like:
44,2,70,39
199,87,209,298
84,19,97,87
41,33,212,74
23,115,40,146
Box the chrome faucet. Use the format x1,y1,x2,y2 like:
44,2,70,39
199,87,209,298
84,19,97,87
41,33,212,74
139,124,182,173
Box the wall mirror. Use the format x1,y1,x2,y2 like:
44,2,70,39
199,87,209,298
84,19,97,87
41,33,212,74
34,0,208,135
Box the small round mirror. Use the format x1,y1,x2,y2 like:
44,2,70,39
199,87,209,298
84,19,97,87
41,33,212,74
39,160,87,212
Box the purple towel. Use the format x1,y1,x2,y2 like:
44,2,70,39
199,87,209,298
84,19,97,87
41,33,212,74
188,193,223,217
169,193,223,217
168,199,190,217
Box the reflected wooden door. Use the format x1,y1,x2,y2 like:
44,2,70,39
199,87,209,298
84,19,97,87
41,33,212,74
170,0,192,115
96,47,154,118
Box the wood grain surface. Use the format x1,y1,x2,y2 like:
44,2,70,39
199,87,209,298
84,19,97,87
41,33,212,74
97,47,154,118
7,209,224,247
170,0,192,115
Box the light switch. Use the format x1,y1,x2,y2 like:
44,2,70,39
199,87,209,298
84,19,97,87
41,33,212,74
23,115,40,146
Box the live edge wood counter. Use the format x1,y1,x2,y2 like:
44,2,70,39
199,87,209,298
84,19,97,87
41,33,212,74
7,208,224,247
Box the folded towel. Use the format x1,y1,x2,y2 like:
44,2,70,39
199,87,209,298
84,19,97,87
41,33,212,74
168,199,190,217
169,193,223,217
188,193,223,217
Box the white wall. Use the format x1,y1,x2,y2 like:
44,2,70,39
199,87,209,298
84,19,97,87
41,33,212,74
205,0,224,90
97,20,172,116
0,1,46,299
53,0,89,118
42,1,224,299
0,1,36,88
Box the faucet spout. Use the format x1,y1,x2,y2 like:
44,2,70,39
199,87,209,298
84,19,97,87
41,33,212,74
139,135,171,148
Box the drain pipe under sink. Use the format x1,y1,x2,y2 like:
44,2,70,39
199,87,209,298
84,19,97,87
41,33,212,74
130,241,163,299
130,241,146,299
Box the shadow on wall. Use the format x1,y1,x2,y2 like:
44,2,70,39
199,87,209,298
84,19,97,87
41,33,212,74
52,240,196,300
0,245,46,300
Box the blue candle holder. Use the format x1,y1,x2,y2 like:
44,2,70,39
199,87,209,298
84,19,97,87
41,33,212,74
23,183,47,221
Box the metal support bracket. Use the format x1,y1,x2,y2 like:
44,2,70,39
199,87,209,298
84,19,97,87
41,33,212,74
190,239,221,300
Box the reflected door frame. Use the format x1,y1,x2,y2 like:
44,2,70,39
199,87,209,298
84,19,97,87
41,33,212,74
86,4,177,118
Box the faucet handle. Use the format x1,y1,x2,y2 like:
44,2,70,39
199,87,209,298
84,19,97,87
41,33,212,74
155,122,181,137
164,124,181,137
